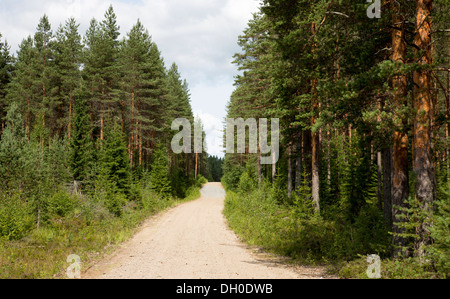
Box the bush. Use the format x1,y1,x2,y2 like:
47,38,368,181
429,183,450,278
352,205,391,257
129,183,144,208
221,158,244,191
195,174,208,187
0,193,34,241
45,189,76,219
238,171,256,193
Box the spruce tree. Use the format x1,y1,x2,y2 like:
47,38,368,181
70,95,92,184
150,143,172,198
0,33,13,129
101,119,131,196
0,103,26,190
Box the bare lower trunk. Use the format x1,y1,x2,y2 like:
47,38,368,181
413,0,435,258
295,132,303,195
288,146,293,199
382,147,393,230
377,151,383,210
312,131,320,213
391,3,410,256
272,151,276,183
311,22,320,214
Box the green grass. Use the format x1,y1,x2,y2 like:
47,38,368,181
0,186,201,279
223,185,448,279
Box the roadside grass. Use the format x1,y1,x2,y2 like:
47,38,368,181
223,185,448,279
0,186,201,279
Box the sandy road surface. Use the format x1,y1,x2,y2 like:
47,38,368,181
83,183,326,279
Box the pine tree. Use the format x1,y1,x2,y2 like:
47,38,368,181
166,63,193,121
33,15,58,140
6,15,58,142
83,5,121,141
54,18,83,139
119,19,161,168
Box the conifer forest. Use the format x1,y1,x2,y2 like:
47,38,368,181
0,1,449,279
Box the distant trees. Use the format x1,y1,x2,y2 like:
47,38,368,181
208,156,224,182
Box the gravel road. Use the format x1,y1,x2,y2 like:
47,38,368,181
83,183,326,279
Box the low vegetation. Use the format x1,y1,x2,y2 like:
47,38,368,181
223,171,449,279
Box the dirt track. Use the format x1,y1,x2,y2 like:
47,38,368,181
83,183,327,279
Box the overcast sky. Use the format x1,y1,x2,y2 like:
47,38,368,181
0,0,262,157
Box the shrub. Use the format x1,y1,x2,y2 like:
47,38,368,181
45,189,76,219
238,171,255,193
0,193,34,241
352,205,391,257
196,174,208,187
429,183,450,278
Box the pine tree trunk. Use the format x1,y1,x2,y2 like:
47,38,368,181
258,145,262,185
413,0,435,258
195,153,198,179
130,89,135,168
295,131,303,195
68,96,72,140
272,151,276,183
312,130,320,213
377,151,383,210
311,22,320,214
446,69,450,181
303,129,312,185
288,146,293,199
391,4,410,256
382,147,393,230
100,81,105,141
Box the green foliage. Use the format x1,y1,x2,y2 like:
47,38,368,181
0,103,26,189
221,156,244,192
352,205,391,256
195,174,208,188
207,156,224,182
429,182,450,277
101,121,131,196
238,160,258,193
238,171,255,194
45,189,76,219
70,96,92,183
0,6,206,278
0,193,34,241
149,143,172,198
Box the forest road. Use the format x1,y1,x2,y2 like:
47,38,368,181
83,183,327,279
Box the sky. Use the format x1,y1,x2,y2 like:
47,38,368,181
0,0,262,157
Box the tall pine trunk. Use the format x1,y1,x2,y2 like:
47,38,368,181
413,0,435,258
311,22,320,214
295,131,303,195
288,145,293,199
382,147,393,229
391,4,410,255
